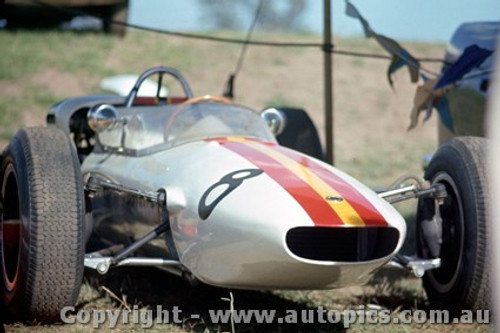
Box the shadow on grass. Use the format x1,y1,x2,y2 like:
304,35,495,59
365,268,428,311
83,267,348,333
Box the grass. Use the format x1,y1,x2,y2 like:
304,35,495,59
0,31,112,79
0,28,489,332
0,99,22,140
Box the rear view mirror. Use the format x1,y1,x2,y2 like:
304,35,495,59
87,104,119,132
261,107,286,136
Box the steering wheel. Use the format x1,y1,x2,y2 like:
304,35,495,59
182,95,233,105
125,66,194,108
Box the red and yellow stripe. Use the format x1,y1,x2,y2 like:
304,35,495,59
208,137,387,227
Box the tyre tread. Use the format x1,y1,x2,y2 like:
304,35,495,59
3,127,84,322
422,136,489,312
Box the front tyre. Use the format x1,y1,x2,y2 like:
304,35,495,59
417,137,489,313
0,127,85,322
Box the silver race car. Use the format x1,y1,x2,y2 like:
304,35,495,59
0,66,489,322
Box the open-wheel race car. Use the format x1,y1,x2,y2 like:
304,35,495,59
0,66,489,322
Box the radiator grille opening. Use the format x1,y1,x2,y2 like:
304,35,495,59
286,227,399,262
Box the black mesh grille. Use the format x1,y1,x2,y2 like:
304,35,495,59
286,227,399,262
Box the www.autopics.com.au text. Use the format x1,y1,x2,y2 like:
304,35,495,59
60,305,490,329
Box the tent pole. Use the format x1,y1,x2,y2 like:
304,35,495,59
323,0,334,165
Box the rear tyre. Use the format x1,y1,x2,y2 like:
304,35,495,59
274,108,324,160
417,137,489,312
0,127,85,322
104,3,128,37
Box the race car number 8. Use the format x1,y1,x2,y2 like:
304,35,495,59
198,169,263,220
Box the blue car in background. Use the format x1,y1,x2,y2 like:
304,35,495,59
438,21,499,144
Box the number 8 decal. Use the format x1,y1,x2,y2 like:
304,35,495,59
198,169,263,220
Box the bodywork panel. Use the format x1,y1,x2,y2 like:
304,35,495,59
82,133,405,289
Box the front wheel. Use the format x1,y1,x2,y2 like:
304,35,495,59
0,127,85,322
417,137,489,313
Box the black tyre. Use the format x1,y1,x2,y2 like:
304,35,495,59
104,3,129,37
274,108,324,161
417,137,489,312
0,127,85,322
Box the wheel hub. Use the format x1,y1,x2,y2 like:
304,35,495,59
1,165,22,292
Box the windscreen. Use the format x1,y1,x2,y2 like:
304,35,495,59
97,102,276,154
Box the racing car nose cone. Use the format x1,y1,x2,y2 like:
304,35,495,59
210,137,388,227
